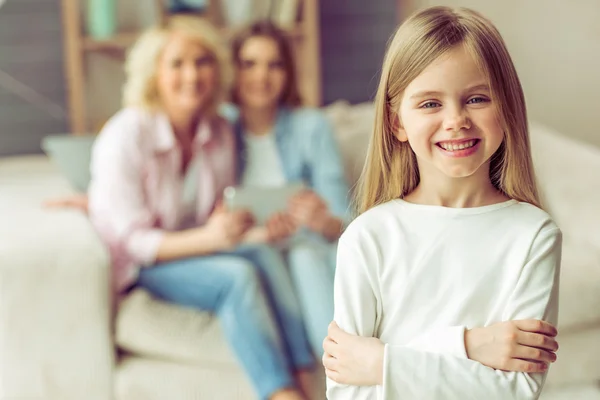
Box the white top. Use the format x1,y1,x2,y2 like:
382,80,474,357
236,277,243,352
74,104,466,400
327,199,562,400
241,131,287,187
179,154,201,229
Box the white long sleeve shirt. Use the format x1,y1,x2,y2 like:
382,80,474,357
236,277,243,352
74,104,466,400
327,199,562,400
241,131,287,188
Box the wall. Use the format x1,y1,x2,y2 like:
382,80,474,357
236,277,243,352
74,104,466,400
0,0,67,155
85,2,159,131
404,0,600,148
85,1,401,128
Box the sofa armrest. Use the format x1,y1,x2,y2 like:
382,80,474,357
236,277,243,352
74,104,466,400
0,156,114,400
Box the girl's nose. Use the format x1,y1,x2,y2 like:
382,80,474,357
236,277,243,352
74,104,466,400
443,107,471,132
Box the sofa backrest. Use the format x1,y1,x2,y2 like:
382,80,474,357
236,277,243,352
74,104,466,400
530,122,600,249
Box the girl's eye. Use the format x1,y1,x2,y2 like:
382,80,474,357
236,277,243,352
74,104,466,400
170,59,183,68
467,96,489,104
420,101,440,109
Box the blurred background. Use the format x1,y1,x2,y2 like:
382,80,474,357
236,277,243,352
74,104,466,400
0,1,598,399
0,0,599,154
0,0,400,153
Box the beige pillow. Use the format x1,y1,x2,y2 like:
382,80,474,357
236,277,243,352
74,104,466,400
116,289,238,367
324,101,374,187
530,122,600,250
557,237,600,331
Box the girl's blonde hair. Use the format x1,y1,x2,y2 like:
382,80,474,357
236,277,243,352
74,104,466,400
122,15,231,116
358,6,541,214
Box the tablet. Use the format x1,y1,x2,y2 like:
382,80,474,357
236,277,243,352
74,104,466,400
223,183,305,225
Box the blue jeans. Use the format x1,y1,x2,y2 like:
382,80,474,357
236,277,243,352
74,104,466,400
286,233,337,357
136,244,314,400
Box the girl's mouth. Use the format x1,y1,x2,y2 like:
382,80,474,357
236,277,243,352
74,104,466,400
436,139,480,151
435,139,481,157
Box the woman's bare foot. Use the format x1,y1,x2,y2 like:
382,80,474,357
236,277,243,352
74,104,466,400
270,388,305,400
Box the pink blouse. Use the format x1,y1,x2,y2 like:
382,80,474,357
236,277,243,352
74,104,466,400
88,107,236,292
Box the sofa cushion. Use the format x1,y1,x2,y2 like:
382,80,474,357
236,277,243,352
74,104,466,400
544,326,600,389
530,121,600,251
323,101,373,187
541,384,600,400
558,237,600,330
115,354,327,400
116,289,327,399
115,355,254,400
0,155,113,400
116,289,238,367
529,122,600,329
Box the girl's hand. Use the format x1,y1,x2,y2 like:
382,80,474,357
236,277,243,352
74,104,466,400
288,190,329,232
265,212,297,242
465,319,559,373
205,204,255,251
43,194,90,213
322,322,385,386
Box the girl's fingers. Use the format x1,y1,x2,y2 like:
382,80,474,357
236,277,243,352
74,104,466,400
506,359,548,373
324,367,343,383
518,331,559,352
327,321,347,343
322,352,338,372
323,336,339,358
514,345,557,364
515,319,557,336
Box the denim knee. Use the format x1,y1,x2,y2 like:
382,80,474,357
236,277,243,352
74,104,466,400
288,241,327,271
243,244,283,265
216,258,262,307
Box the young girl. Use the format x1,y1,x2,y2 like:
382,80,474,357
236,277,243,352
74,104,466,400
324,6,561,399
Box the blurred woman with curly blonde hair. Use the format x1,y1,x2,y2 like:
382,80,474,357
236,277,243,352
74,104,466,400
87,16,314,400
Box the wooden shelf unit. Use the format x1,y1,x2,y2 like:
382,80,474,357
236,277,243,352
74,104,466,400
81,32,141,51
61,0,322,134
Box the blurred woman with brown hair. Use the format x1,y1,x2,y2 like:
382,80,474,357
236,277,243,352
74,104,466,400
227,21,350,358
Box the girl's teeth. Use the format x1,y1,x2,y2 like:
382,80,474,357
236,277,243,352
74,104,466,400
441,140,476,151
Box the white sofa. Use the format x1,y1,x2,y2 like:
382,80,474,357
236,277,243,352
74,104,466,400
0,102,598,399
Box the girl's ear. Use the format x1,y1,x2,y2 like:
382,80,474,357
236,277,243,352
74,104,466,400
392,113,408,142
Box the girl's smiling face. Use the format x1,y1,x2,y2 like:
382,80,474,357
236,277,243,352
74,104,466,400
396,45,504,182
